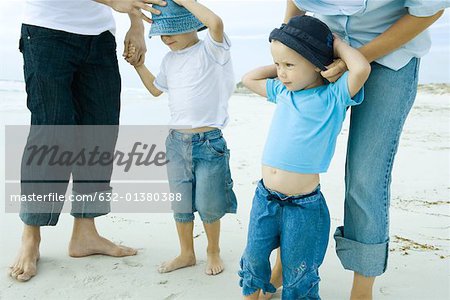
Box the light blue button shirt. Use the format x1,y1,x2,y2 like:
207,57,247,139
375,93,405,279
293,0,450,70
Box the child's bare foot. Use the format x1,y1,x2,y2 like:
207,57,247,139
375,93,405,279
205,250,224,275
259,267,282,299
9,226,41,282
259,284,282,299
68,218,137,258
158,253,196,273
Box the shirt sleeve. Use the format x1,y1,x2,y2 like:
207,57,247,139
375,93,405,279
203,30,232,65
405,0,450,17
153,57,168,93
328,71,364,107
266,79,286,103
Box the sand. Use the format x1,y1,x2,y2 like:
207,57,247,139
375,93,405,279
0,86,449,299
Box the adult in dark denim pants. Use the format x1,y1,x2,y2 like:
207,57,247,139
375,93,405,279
9,0,167,282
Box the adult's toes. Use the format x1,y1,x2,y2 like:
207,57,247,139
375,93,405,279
17,272,33,282
118,246,137,256
10,267,22,278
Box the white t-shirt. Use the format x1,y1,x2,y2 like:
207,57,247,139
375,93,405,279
23,0,115,35
154,32,235,129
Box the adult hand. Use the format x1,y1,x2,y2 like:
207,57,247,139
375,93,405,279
321,58,348,82
108,0,166,23
123,26,146,66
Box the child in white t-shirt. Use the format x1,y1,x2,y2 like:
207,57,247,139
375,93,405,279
127,0,237,276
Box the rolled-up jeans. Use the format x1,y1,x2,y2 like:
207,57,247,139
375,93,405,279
18,24,121,226
334,58,420,276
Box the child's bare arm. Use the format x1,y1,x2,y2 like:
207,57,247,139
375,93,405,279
173,0,224,43
242,65,277,98
135,64,163,97
128,43,163,97
332,35,371,98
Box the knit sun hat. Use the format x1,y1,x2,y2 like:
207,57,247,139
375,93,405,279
269,15,334,71
149,0,206,37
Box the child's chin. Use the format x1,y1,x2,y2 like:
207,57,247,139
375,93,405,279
285,86,297,91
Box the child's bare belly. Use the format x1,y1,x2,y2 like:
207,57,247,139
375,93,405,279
177,126,217,133
262,165,320,196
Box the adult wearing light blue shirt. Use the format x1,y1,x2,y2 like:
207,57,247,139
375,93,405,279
266,0,448,298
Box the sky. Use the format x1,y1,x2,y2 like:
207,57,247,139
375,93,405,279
0,0,449,88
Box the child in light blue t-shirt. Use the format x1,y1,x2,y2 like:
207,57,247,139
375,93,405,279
239,15,371,299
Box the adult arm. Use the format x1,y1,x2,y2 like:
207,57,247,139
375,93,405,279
322,10,445,82
285,0,305,23
358,11,444,63
123,15,146,66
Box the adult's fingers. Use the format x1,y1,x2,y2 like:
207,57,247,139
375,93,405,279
321,67,341,79
143,0,167,6
321,60,346,77
133,1,161,15
136,10,152,23
123,39,130,58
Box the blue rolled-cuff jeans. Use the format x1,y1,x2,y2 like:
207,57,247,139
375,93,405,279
335,58,420,276
18,24,121,226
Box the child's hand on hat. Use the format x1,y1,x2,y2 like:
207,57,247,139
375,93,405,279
172,0,193,7
320,34,348,82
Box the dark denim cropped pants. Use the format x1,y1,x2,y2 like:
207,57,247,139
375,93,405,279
19,24,121,226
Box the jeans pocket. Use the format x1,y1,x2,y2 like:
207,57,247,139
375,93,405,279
205,137,227,156
24,24,66,40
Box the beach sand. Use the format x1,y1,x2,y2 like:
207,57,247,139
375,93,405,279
0,85,449,299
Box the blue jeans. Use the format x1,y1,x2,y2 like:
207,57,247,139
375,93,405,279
239,180,330,299
335,58,420,276
19,24,121,226
165,129,237,223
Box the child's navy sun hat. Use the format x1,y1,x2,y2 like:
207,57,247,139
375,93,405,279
149,0,206,37
269,15,334,71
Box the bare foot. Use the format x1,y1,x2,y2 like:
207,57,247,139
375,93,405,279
69,218,137,257
350,272,375,300
205,251,224,275
9,226,41,282
259,269,282,299
259,287,281,300
69,235,137,257
158,254,196,273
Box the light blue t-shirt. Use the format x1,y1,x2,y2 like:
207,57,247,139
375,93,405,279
293,0,450,71
262,72,363,174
